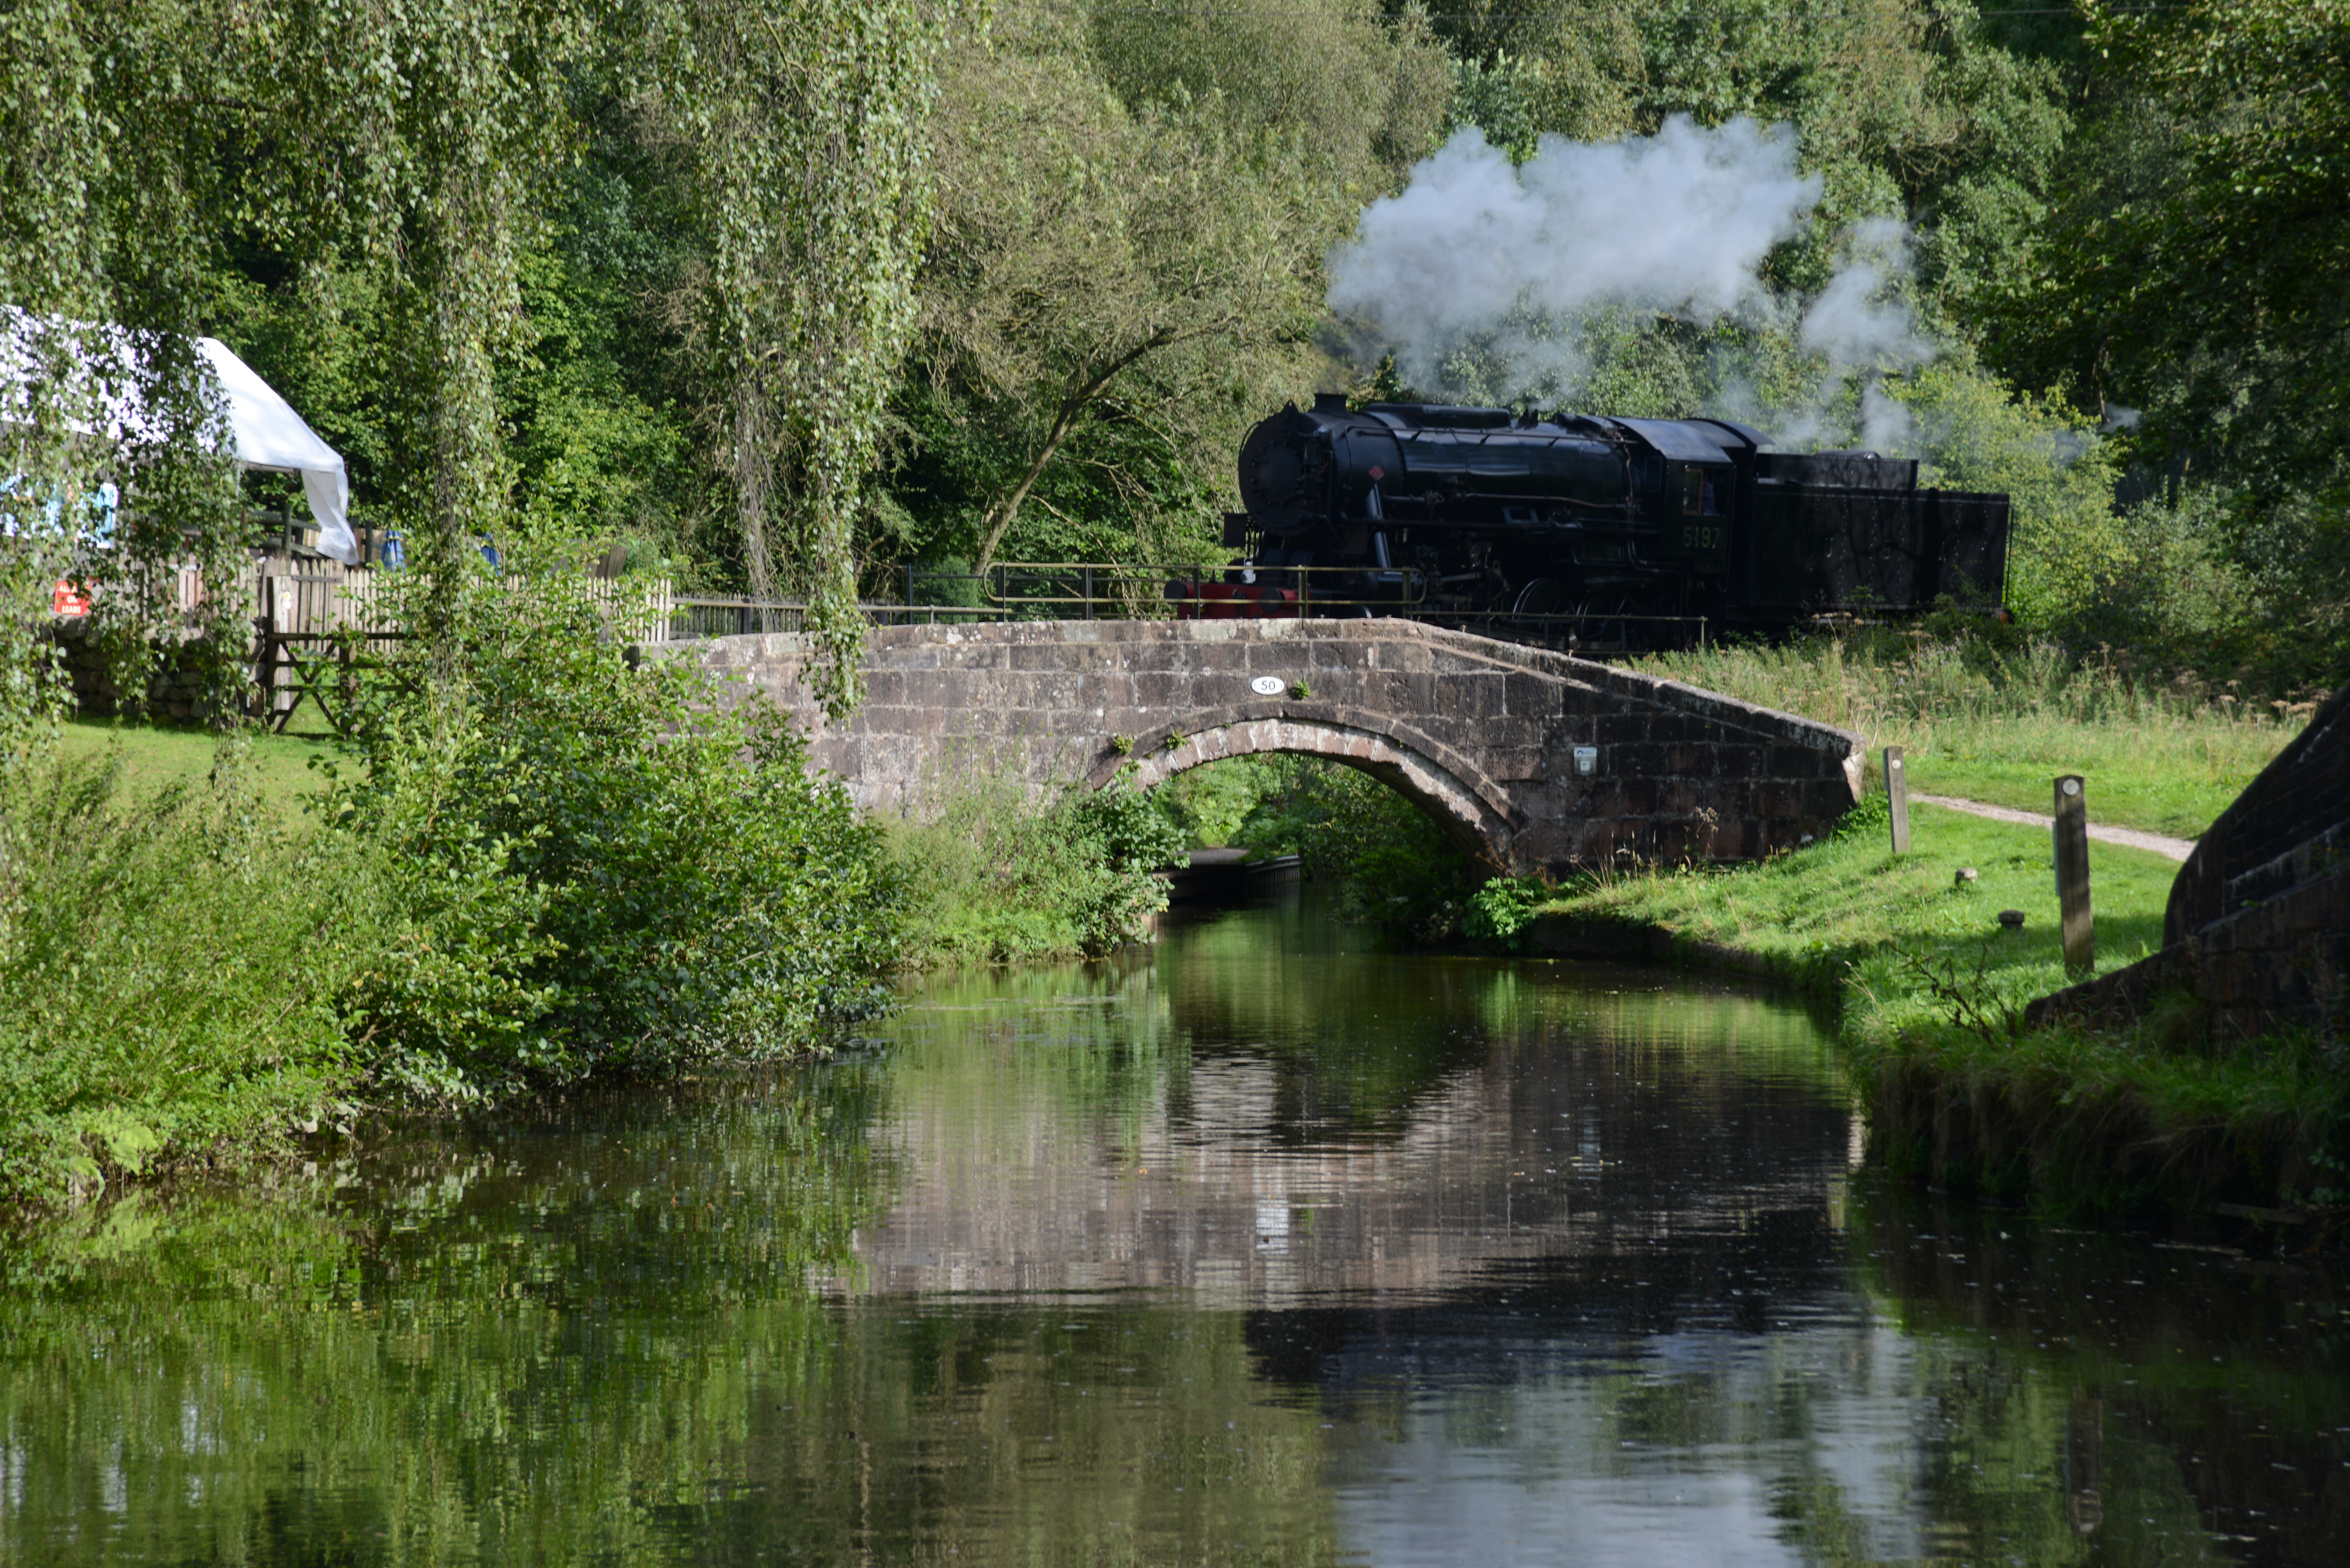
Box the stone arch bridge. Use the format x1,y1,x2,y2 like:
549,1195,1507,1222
692,619,1862,875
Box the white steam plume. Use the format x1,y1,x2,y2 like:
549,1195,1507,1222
1327,119,1938,447
1798,218,1930,369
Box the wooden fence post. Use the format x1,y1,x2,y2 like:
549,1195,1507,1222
2053,774,2094,973
1885,745,1911,855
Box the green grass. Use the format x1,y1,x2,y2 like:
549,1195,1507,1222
0,746,366,1203
1634,634,2304,838
1532,801,2343,1221
1903,737,2264,840
1536,803,2181,1010
53,718,338,825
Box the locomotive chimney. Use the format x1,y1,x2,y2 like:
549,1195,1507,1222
1312,391,1349,414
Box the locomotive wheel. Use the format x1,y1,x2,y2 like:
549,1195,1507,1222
1511,578,1567,619
1573,596,1634,653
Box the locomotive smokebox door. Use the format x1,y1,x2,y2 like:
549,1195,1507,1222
1237,404,1328,538
1674,465,1733,574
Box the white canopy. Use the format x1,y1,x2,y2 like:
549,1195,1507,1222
1,311,358,565
193,338,356,565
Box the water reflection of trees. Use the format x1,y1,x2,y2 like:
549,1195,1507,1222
5,923,2336,1565
0,1067,904,1564
1852,1181,2350,1566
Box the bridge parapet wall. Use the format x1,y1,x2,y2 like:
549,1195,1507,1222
687,618,1862,875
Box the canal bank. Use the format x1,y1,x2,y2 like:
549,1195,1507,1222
1524,779,2348,1231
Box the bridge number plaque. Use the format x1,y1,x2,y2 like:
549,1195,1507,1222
1250,676,1285,696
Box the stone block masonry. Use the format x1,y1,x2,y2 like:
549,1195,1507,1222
2030,676,2350,1047
681,618,1863,876
47,618,227,724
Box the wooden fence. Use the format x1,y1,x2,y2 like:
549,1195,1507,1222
131,556,993,730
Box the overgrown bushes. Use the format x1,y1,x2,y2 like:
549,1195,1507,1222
0,744,364,1201
0,545,909,1202
330,546,906,1101
889,766,1184,968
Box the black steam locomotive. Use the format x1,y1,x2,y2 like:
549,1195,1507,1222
1169,392,2009,645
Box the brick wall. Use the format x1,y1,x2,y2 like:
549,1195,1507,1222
2166,679,2350,944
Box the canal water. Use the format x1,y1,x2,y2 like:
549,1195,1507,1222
3,895,2345,1564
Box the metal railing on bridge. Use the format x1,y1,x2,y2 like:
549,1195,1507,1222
902,561,1708,653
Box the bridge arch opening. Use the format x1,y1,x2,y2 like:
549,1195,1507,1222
1089,712,1518,870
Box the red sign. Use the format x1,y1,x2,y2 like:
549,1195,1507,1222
52,579,91,617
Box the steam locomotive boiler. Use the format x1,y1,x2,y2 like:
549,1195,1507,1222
1170,392,2010,645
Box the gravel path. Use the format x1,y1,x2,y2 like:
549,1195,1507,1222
1912,794,2197,862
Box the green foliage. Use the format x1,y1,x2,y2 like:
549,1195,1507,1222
1461,874,1548,948
0,744,363,1202
2000,0,2350,498
905,0,1404,574
1863,1010,2350,1219
2,0,950,717
1217,755,1479,936
0,3,251,737
1830,788,1891,844
1633,0,2070,316
891,767,1186,967
318,707,564,1105
653,0,956,713
1149,757,1261,849
1885,361,2119,626
334,541,905,1098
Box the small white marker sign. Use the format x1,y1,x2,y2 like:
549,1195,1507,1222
1250,676,1285,696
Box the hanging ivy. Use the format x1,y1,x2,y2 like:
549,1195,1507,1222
648,0,958,719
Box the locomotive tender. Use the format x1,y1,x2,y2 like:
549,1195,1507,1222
1173,392,2010,644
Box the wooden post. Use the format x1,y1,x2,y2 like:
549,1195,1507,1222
252,574,276,721
1885,745,1911,855
2054,774,2094,973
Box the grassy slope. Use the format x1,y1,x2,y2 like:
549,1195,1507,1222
1538,805,2179,1022
1633,640,2300,839
1900,729,2267,840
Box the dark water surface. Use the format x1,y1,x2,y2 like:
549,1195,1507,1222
4,896,2346,1565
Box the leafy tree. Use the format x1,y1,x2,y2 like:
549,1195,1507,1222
1997,0,2349,498
0,0,248,743
333,542,905,1100
1419,0,1647,149
641,0,956,713
902,0,1448,574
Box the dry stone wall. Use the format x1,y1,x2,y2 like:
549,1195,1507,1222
684,618,1863,876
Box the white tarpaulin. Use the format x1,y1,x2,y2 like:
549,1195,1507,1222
1,311,358,565
193,338,356,564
